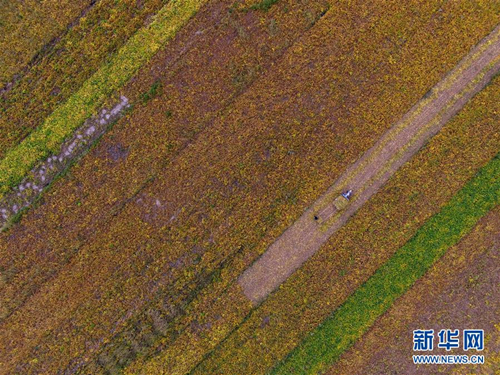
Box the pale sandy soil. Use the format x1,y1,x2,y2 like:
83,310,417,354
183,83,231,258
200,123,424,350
239,25,500,304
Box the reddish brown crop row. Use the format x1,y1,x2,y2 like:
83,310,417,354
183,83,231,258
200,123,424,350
0,0,167,158
328,206,500,375
0,0,330,322
1,0,498,373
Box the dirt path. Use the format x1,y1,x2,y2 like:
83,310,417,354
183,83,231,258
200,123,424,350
239,24,500,304
0,0,329,321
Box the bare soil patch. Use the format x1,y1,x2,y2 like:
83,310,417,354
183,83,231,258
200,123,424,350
238,25,500,303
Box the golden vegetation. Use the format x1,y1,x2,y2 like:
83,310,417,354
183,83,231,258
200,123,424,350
0,0,498,374
0,0,92,86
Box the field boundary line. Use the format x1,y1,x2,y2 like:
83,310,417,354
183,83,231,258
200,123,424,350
0,0,208,197
238,24,500,304
270,153,500,375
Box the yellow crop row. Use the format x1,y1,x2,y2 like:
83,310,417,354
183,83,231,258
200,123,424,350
0,0,208,197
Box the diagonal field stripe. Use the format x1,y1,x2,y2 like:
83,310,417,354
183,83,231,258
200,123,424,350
0,0,208,197
238,24,500,304
271,153,500,375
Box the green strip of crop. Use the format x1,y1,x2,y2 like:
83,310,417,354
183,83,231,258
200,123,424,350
271,153,500,375
0,0,207,197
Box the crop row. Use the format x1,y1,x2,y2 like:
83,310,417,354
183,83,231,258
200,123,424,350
176,72,500,375
0,0,167,159
0,1,332,372
0,0,92,87
2,0,498,373
328,206,500,374
0,0,208,196
270,152,500,374
0,0,328,328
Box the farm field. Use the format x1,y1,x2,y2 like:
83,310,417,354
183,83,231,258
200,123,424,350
328,206,500,374
1,0,499,374
1,0,333,372
0,0,330,328
0,0,168,159
0,0,93,87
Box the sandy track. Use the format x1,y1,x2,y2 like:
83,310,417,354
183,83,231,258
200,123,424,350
239,24,500,304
